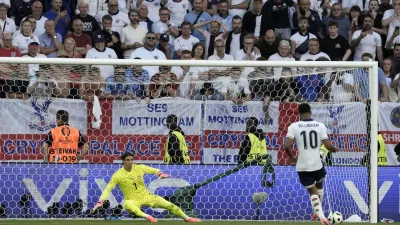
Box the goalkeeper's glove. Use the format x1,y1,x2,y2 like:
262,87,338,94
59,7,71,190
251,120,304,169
91,199,104,213
157,171,170,179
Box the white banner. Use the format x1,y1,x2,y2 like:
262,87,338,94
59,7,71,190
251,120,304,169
0,98,88,134
379,102,400,166
112,98,202,135
308,102,367,134
203,101,279,132
203,148,279,165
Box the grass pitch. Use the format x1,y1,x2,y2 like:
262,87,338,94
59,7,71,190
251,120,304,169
0,220,399,225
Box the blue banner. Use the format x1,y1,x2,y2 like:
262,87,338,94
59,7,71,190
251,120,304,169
378,167,400,221
0,163,370,220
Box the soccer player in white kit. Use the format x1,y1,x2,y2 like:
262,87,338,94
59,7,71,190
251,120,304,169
284,103,338,225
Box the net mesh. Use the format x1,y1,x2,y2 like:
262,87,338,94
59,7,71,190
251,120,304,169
0,61,372,221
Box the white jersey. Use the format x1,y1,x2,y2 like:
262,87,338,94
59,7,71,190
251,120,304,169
286,120,328,172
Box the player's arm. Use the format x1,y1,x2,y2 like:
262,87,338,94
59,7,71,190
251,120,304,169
237,135,251,164
320,125,338,153
283,136,296,164
139,164,170,179
93,173,119,212
41,131,53,162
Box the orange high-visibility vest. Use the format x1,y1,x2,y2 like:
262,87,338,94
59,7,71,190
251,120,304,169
49,125,80,163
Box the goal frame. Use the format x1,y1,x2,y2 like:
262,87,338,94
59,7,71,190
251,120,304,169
0,57,379,223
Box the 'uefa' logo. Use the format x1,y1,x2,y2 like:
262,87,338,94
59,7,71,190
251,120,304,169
390,106,400,128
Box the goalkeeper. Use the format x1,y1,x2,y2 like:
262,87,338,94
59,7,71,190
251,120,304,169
92,152,200,223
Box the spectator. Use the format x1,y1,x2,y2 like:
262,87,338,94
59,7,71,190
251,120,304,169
12,20,40,55
63,65,84,99
300,38,330,61
242,0,262,39
194,19,229,58
95,0,129,34
382,0,400,50
129,0,161,23
211,0,232,32
130,32,167,77
25,65,62,99
120,9,147,59
65,18,92,57
290,17,317,59
261,0,296,40
152,7,179,48
44,0,70,38
294,58,325,102
229,0,250,18
23,1,47,37
390,44,400,76
292,0,321,36
99,14,123,59
382,57,400,102
137,4,153,32
104,65,150,102
235,34,261,60
254,29,280,59
354,52,388,102
16,15,37,39
208,39,235,61
77,0,107,17
184,0,211,45
46,0,76,17
171,50,192,80
378,0,393,15
79,67,106,101
351,14,383,65
349,5,364,35
0,0,9,8
158,34,173,59
324,69,356,103
148,66,179,98
9,0,36,27
39,20,63,58
174,21,200,58
0,3,16,35
0,33,22,57
67,1,101,37
342,0,363,14
162,0,191,27
22,41,47,79
203,0,218,16
192,42,205,60
62,37,82,58
321,3,351,41
320,21,352,61
86,32,118,78
225,15,247,57
268,39,297,82
226,67,252,104
129,61,151,103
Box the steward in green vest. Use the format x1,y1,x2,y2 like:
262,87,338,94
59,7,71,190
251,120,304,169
237,117,267,164
164,114,190,164
361,133,387,166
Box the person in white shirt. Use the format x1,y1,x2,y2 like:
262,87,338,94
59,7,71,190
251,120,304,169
130,32,167,77
22,1,47,37
0,3,16,35
76,0,108,17
152,7,179,48
300,38,330,61
284,103,338,225
129,0,162,22
162,0,192,27
235,34,261,60
382,0,400,49
268,40,297,82
174,21,200,58
86,32,118,78
341,0,363,14
351,14,383,64
194,19,229,58
120,9,147,58
95,0,129,33
22,41,47,78
290,17,317,60
229,0,249,18
12,20,40,55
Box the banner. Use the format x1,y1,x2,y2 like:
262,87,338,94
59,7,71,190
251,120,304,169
378,167,400,221
0,98,87,134
379,102,400,166
0,163,369,221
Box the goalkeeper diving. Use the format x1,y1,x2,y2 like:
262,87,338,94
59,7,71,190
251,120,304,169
92,152,201,223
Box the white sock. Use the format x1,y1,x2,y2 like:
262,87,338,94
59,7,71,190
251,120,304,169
144,214,150,218
311,194,325,219
183,215,189,220
318,189,324,203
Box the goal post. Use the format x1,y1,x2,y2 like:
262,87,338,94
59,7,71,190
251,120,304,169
0,57,378,222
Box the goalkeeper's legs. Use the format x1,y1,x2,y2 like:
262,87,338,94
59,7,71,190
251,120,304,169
124,200,157,222
151,196,201,222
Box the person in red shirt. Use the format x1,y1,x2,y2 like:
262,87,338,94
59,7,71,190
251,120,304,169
0,33,22,57
65,18,92,57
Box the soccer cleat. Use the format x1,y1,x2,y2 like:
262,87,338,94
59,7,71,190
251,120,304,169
185,217,201,222
312,213,319,221
146,215,158,222
320,218,330,225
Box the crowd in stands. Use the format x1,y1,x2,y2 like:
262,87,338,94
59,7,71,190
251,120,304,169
0,0,397,121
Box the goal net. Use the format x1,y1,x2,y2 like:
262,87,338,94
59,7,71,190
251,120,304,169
0,57,378,222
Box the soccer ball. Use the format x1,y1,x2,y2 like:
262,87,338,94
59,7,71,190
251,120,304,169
328,211,343,224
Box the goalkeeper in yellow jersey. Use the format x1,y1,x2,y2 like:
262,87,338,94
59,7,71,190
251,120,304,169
92,152,201,223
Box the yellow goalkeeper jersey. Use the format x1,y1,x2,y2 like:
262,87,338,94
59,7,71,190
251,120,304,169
100,164,160,201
